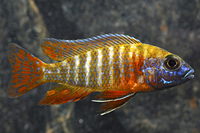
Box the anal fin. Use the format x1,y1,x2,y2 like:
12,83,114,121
92,91,136,115
39,84,91,105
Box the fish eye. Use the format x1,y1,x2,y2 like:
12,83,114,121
164,55,181,70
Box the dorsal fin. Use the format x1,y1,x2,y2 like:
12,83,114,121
39,34,141,61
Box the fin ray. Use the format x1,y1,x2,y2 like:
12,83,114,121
92,90,136,115
92,90,133,102
39,84,92,105
39,34,141,61
7,43,46,97
99,93,136,115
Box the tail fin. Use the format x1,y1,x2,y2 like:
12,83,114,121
7,43,46,97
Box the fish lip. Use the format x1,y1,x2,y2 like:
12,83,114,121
183,69,194,79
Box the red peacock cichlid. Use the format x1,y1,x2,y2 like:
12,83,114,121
7,34,194,115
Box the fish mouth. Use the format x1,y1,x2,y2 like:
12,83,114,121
183,69,194,80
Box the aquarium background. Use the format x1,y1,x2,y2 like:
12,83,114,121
0,0,200,133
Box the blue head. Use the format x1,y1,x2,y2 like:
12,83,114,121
143,54,194,89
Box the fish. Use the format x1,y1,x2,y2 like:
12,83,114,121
7,34,194,115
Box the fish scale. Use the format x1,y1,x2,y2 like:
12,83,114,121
7,34,194,115
42,43,147,92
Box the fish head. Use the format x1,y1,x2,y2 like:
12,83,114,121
143,54,194,89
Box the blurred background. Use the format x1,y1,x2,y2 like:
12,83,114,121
0,0,200,132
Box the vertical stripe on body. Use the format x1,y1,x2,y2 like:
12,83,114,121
89,51,98,88
85,51,91,86
113,46,120,86
74,55,80,85
78,54,86,86
62,60,70,82
119,46,125,85
67,58,74,85
129,44,136,80
123,45,130,85
97,49,103,87
109,46,114,85
101,47,110,88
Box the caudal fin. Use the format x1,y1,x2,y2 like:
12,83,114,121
7,43,46,97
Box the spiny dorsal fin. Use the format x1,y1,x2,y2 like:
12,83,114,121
39,34,141,61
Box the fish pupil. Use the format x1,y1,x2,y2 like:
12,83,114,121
164,54,181,70
168,59,176,68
